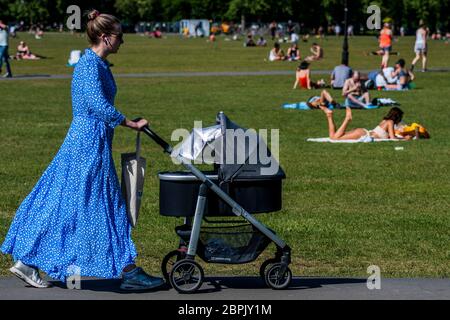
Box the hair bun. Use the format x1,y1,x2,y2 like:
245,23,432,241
87,10,100,21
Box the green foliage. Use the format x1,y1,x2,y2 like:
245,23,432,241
0,0,449,31
7,0,50,24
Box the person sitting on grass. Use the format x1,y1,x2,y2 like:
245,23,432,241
342,71,371,108
149,27,162,38
331,63,353,90
389,59,414,90
245,34,256,47
15,41,41,60
319,106,409,141
375,66,397,89
293,61,326,90
305,43,323,62
306,90,340,109
268,42,286,61
287,43,301,61
257,36,267,47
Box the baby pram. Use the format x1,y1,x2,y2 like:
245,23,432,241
140,112,292,293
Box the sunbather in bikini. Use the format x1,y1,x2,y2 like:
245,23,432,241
306,90,339,109
319,106,409,141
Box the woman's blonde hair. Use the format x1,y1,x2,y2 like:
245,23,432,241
86,9,121,45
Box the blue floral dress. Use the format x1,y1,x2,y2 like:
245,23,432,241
1,48,137,281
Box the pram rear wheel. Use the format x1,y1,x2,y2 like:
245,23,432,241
265,263,292,290
169,260,204,293
161,250,186,284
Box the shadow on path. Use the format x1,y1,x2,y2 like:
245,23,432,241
47,276,366,295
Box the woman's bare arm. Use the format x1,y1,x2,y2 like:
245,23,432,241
306,70,312,90
387,120,396,139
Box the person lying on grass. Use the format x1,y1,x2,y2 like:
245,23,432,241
306,90,340,109
319,106,411,141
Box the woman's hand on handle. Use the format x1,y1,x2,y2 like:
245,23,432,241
122,118,149,131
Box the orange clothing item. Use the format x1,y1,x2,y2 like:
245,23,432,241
379,28,392,48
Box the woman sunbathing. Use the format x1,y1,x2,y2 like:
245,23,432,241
305,43,323,62
293,61,326,90
16,41,41,60
320,106,409,141
306,90,339,109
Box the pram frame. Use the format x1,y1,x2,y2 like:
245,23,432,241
139,121,292,292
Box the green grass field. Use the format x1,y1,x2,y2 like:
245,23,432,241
0,32,449,278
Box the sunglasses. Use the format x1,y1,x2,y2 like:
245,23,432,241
110,32,123,41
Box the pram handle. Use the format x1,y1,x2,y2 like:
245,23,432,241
132,118,173,154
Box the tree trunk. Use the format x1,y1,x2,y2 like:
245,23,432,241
241,14,245,34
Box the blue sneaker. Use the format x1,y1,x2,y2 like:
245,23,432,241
120,267,165,291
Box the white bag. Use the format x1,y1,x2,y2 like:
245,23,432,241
121,132,146,228
68,50,81,66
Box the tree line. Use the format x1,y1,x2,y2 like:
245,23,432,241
1,0,449,32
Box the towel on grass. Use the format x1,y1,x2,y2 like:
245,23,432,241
283,102,377,110
307,137,404,143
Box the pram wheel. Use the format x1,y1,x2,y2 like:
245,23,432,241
161,249,186,284
265,263,292,290
259,258,280,282
169,260,204,293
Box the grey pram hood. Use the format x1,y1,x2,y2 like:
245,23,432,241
171,112,285,182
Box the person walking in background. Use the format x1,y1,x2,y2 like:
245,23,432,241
269,21,277,40
411,21,428,72
378,23,393,68
0,20,13,78
347,25,354,37
1,10,164,291
287,20,295,36
334,24,341,37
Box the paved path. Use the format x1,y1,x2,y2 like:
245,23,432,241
1,276,449,300
1,68,450,81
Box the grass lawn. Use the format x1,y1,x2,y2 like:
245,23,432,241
0,33,449,279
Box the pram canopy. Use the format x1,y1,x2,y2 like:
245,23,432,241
171,112,286,182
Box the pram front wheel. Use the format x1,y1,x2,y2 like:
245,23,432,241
259,258,280,282
161,249,186,284
265,263,292,290
169,260,204,293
